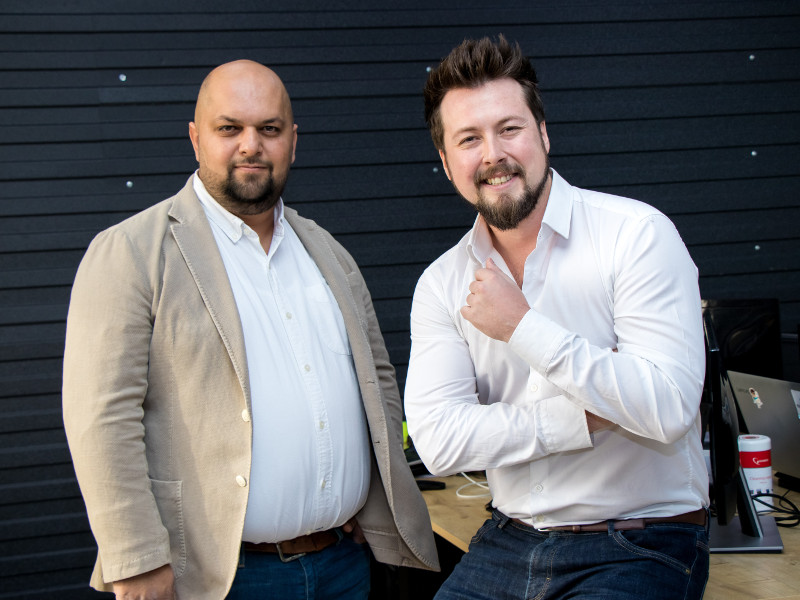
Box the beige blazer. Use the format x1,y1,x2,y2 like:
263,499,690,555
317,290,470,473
63,177,438,598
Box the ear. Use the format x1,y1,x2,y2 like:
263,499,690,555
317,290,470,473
188,122,200,162
438,148,452,181
290,123,298,164
539,121,550,154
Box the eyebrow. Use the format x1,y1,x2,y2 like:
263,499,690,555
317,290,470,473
215,115,287,126
450,116,525,140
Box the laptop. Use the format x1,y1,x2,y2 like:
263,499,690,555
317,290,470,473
728,370,800,488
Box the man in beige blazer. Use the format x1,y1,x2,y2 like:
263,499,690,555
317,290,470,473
63,60,438,599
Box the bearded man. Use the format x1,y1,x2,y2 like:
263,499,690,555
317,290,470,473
63,59,438,600
405,36,709,600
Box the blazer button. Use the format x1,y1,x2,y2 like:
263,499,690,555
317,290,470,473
236,475,247,487
241,409,251,422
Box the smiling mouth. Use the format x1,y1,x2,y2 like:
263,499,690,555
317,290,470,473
485,174,514,186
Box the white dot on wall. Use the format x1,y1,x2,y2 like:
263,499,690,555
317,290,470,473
426,66,432,72
126,181,133,188
433,167,439,173
119,74,127,82
751,150,758,157
754,245,761,251
749,54,756,61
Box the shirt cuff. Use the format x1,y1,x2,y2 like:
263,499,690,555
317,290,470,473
533,394,593,453
508,308,568,372
510,309,593,453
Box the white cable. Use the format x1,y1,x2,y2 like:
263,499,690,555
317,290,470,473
455,472,491,498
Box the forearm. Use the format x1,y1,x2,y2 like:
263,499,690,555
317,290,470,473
508,221,705,444
405,277,591,475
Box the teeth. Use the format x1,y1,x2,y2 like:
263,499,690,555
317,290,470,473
486,174,512,185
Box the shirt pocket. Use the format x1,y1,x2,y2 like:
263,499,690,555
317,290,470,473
305,283,352,355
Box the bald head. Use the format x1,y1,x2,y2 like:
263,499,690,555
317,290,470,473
195,59,293,124
188,59,298,218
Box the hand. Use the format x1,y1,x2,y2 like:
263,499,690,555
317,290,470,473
460,258,530,342
341,517,366,543
585,411,614,433
113,564,175,600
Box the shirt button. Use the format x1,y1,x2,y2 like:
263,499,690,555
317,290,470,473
236,475,247,487
241,410,250,422
535,515,546,523
318,421,325,430
320,479,326,489
529,384,539,392
304,364,311,372
535,484,544,493
286,312,292,319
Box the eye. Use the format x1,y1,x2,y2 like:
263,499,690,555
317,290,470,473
217,125,238,134
457,135,479,147
501,125,522,135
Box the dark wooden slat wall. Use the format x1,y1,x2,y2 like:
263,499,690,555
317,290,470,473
2,1,799,597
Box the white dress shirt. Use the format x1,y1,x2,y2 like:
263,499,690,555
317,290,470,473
194,175,370,542
405,169,709,528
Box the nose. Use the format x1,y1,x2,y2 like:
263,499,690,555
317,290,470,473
239,127,261,156
482,134,506,165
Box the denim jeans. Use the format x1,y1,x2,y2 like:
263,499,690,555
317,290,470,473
435,509,709,600
226,537,370,599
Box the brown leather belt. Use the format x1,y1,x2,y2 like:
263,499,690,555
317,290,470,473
516,508,707,533
244,529,341,562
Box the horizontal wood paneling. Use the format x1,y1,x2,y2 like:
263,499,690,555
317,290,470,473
1,1,799,597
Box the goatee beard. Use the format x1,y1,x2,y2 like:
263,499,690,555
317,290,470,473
222,167,282,215
475,162,551,231
204,160,287,216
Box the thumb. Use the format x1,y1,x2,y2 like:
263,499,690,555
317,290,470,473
485,257,500,271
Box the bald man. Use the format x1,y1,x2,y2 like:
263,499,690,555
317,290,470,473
63,60,438,600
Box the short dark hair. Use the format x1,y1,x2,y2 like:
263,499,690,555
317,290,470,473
423,35,545,151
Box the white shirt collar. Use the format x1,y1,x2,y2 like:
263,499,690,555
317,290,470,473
192,171,285,244
465,168,573,264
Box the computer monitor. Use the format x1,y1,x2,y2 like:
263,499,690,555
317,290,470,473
701,298,782,379
702,311,783,552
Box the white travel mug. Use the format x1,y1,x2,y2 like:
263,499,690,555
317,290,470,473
738,434,773,512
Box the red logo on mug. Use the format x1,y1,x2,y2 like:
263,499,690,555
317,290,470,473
740,449,771,469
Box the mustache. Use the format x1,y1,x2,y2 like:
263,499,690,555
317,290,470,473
474,164,523,184
232,159,273,169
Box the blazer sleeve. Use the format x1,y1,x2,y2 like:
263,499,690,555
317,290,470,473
62,227,172,583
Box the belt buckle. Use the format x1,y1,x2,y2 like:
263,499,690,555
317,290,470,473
276,543,306,563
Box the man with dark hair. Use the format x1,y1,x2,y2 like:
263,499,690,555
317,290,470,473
405,36,710,599
63,59,438,600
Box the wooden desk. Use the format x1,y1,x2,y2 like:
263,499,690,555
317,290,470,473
421,474,800,600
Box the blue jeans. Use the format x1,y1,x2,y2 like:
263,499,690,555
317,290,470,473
226,538,370,600
435,509,709,600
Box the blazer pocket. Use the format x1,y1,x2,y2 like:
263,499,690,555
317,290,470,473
150,478,187,579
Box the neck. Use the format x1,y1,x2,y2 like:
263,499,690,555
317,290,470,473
487,177,551,286
238,208,276,254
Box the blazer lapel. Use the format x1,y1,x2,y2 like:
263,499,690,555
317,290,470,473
168,178,251,405
285,208,368,359
285,208,391,450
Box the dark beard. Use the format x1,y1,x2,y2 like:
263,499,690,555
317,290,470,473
205,161,288,216
475,160,551,231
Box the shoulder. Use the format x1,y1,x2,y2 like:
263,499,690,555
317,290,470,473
283,205,359,270
418,229,471,290
87,180,199,254
571,185,665,223
564,181,682,247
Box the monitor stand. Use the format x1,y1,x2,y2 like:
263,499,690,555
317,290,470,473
709,515,783,553
710,467,783,553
